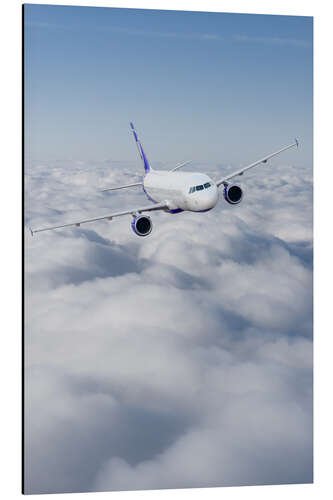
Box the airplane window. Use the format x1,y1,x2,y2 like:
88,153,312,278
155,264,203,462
189,187,195,193
204,182,211,188
196,185,204,191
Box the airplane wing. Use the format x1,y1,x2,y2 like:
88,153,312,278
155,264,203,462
215,139,299,187
30,201,169,235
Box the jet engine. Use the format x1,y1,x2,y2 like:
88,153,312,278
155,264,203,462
223,184,243,205
131,214,153,236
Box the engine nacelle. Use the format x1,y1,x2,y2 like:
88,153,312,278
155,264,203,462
223,184,243,205
131,214,153,237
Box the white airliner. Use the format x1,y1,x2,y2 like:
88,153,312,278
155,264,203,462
30,123,299,237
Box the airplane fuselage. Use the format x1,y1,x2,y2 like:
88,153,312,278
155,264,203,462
143,170,219,213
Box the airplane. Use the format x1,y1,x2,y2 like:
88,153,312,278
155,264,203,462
30,122,299,237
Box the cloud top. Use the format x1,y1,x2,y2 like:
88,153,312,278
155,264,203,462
24,159,313,493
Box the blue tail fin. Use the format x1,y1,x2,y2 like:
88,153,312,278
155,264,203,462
130,122,151,173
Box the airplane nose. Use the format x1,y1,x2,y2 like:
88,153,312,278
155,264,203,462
190,186,218,211
208,186,218,208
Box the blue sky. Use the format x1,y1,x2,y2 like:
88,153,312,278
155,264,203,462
24,5,313,166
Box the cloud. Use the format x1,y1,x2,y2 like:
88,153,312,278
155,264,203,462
105,27,223,42
26,21,311,49
233,34,311,48
25,20,223,42
24,158,313,493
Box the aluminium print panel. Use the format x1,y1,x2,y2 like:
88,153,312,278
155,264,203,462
24,3,313,495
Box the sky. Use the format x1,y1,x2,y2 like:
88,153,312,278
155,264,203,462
24,4,312,166
24,4,313,495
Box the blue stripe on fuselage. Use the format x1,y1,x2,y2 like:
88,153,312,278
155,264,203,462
142,183,156,203
169,208,184,214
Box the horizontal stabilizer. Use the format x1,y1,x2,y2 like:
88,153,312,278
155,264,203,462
101,182,142,192
170,160,192,172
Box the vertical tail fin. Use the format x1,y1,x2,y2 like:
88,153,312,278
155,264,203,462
130,122,152,173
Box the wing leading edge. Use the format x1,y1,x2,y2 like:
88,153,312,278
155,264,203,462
215,139,299,187
30,201,169,235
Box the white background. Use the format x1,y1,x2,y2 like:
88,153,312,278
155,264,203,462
1,0,331,499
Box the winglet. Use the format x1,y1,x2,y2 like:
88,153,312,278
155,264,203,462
295,138,299,148
29,227,34,237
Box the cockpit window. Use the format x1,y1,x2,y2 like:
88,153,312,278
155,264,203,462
189,183,211,193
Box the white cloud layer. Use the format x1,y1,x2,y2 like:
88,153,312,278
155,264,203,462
24,158,313,494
